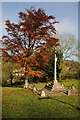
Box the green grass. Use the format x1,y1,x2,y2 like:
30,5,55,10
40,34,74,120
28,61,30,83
60,79,79,89
2,80,80,119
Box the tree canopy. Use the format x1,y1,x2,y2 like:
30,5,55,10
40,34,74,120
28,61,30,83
2,7,59,80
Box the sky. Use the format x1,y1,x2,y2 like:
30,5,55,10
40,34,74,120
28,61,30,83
0,2,79,61
1,2,78,38
0,0,79,2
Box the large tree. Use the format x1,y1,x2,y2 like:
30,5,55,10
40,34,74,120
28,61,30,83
2,7,59,87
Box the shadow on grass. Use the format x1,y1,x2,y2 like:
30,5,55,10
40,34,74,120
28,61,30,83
53,98,80,111
38,96,80,111
38,96,53,100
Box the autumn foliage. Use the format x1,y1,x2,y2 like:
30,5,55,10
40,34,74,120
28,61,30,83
2,7,59,79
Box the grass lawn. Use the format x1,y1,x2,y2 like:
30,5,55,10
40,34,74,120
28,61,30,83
2,80,80,119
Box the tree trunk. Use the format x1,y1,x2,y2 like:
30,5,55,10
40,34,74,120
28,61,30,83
10,74,13,86
24,76,29,88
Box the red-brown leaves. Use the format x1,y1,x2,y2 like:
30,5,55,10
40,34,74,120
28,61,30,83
2,35,9,39
46,37,60,47
26,70,43,78
19,12,28,20
2,7,60,79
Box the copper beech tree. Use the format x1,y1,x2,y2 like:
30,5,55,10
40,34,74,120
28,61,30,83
2,7,59,87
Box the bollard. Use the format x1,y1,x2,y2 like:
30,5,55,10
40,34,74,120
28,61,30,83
33,86,37,92
67,90,71,95
41,90,46,97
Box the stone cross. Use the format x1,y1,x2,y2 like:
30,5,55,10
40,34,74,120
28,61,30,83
54,53,58,84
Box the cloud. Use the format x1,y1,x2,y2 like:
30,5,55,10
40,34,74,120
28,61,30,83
55,18,78,37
